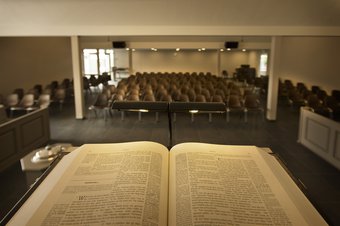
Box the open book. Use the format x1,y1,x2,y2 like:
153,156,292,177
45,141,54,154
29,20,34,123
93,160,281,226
7,142,327,225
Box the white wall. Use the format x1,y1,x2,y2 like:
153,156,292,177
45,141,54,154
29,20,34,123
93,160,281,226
0,37,73,97
279,36,340,94
131,49,219,75
114,49,129,68
220,50,260,76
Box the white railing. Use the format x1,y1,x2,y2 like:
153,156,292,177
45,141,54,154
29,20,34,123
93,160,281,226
298,107,340,170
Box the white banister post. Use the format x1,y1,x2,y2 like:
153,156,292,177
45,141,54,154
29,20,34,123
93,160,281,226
71,36,85,119
266,36,282,121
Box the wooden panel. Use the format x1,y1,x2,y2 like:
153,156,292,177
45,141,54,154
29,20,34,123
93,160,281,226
0,108,50,172
0,129,17,160
305,118,330,152
299,107,340,170
21,117,44,147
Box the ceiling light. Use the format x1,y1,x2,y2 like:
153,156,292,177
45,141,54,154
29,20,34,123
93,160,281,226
201,48,206,51
198,49,202,52
176,48,180,51
242,49,246,52
132,49,136,52
125,48,130,51
227,48,231,51
220,49,224,52
139,109,149,112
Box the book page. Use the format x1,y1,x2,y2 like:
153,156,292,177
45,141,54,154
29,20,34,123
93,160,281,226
8,141,169,226
169,143,327,226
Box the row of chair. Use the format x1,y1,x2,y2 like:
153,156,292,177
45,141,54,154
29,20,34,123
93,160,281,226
279,79,340,121
89,95,264,123
0,78,73,118
89,75,264,122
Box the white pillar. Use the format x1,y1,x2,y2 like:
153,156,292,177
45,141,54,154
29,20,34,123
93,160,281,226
71,36,85,119
266,36,281,121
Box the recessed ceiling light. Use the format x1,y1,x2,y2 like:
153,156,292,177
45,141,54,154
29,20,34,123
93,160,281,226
220,49,224,52
176,48,180,51
198,49,202,52
202,48,206,51
227,48,231,51
242,49,246,52
125,48,130,51
132,49,136,52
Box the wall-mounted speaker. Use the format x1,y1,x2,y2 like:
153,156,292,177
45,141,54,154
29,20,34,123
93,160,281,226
112,41,126,48
225,41,239,49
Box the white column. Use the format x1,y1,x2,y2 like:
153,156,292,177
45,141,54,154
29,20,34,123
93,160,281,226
266,36,281,121
71,36,85,119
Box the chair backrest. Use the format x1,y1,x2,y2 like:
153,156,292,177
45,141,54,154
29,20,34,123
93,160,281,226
194,85,202,95
195,94,207,102
20,94,35,107
89,75,99,86
201,88,211,101
127,94,140,101
214,89,225,99
171,90,182,101
102,88,112,99
143,89,154,97
180,86,189,94
113,94,124,101
179,94,189,102
94,94,109,107
6,94,19,107
160,94,172,102
27,88,39,99
38,94,51,108
54,88,66,100
43,88,52,96
244,95,260,108
129,89,140,96
211,95,223,103
307,94,322,109
108,85,116,93
116,89,126,97
143,94,156,102
228,95,243,108
229,87,241,96
187,89,196,102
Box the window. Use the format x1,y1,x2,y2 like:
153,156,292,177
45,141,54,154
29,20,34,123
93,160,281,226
259,53,268,76
83,49,114,76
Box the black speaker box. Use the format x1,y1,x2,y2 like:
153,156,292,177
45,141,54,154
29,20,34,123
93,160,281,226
225,41,239,49
112,41,126,48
